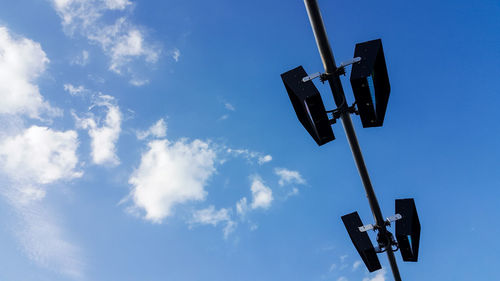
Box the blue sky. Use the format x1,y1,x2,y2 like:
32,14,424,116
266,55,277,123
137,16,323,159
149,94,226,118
0,0,499,280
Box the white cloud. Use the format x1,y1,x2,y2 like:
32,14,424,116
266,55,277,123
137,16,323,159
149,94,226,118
9,197,84,278
224,102,235,111
223,220,237,238
340,254,348,263
250,176,273,210
129,77,149,86
275,168,306,186
74,94,122,166
338,254,349,270
71,50,89,66
226,148,272,165
51,0,160,74
101,21,159,73
218,101,234,120
190,206,236,238
258,154,272,165
286,187,299,197
352,260,362,271
191,205,230,226
128,138,217,223
172,48,180,62
0,125,84,277
362,269,386,281
17,185,47,203
52,0,98,29
136,118,167,140
64,83,87,96
0,26,61,119
104,0,131,10
337,277,348,281
0,126,82,184
0,28,85,274
236,197,248,217
236,176,273,218
329,263,337,272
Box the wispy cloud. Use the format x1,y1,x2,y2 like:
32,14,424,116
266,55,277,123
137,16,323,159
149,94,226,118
352,260,362,271
362,269,386,281
329,263,338,272
129,77,150,86
71,50,89,66
275,168,306,186
136,118,166,140
258,155,272,165
9,195,84,278
338,254,349,270
0,125,84,277
224,102,235,111
74,94,122,166
218,100,235,120
218,114,229,121
190,206,236,239
340,255,348,263
236,197,249,217
103,0,132,10
51,0,161,78
171,48,180,62
64,83,88,96
225,148,272,165
286,187,299,198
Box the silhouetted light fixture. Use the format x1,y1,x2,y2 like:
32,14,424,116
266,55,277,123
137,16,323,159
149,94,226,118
395,199,421,261
280,1,421,279
341,212,382,272
281,66,334,145
350,39,391,128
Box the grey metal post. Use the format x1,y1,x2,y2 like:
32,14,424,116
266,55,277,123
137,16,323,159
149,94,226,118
303,1,402,280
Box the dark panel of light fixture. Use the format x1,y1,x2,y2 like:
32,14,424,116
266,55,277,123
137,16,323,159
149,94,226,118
395,198,421,262
341,212,381,272
281,66,334,146
350,39,390,128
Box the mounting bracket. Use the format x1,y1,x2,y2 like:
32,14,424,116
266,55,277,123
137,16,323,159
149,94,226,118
301,57,362,83
359,213,402,233
327,102,359,124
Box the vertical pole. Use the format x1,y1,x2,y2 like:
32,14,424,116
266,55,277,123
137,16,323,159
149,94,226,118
302,1,402,281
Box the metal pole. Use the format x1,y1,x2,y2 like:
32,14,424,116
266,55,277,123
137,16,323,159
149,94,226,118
303,1,402,280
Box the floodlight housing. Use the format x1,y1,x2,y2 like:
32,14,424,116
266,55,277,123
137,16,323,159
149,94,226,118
281,66,334,146
395,199,421,262
350,39,390,128
341,212,381,272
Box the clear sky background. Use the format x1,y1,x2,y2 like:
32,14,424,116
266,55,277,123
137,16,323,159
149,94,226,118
0,0,498,280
